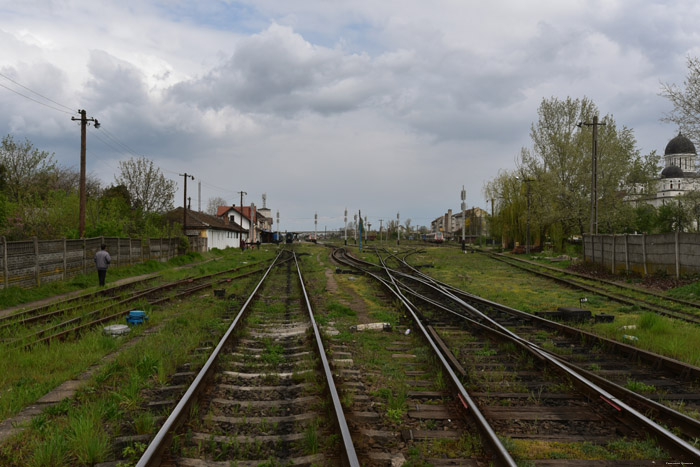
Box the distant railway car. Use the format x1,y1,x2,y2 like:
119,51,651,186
285,232,294,244
423,232,444,243
307,235,317,243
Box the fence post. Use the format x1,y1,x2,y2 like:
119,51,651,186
642,233,648,276
33,236,40,287
2,236,7,289
675,231,680,279
83,238,87,275
612,235,616,274
63,237,67,281
625,234,629,273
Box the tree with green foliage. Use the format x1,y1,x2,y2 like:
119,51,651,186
486,96,658,250
115,156,175,214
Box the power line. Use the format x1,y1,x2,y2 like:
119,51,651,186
0,82,75,115
0,71,76,113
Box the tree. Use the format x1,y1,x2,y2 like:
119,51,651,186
660,56,700,143
115,156,175,214
0,134,57,202
207,196,228,215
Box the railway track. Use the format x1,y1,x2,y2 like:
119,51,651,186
137,249,358,466
332,246,700,463
486,251,700,325
1,259,277,348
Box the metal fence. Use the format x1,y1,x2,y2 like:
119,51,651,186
0,236,181,289
583,232,700,278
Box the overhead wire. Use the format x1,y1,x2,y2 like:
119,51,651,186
0,71,245,203
0,71,76,114
0,82,75,115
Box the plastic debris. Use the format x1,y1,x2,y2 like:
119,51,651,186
405,329,411,336
622,334,639,342
620,325,637,330
350,322,392,332
103,324,130,337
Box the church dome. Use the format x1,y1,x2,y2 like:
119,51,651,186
665,132,696,155
661,165,684,178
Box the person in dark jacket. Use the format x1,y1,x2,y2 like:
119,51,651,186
94,244,111,286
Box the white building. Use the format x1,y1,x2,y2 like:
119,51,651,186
646,132,700,208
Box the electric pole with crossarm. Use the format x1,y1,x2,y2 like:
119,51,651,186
71,109,99,238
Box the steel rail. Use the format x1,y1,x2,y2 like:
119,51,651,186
16,259,288,348
488,253,700,325
396,278,700,439
387,252,700,381
137,250,284,466
491,251,700,309
294,252,359,466
386,253,700,461
332,247,517,466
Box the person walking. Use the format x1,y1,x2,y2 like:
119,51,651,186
94,244,111,286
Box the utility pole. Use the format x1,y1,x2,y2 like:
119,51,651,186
71,109,99,238
188,197,191,209
358,210,363,251
180,173,195,234
354,214,357,243
397,212,400,245
344,208,348,246
461,185,466,252
578,116,605,235
276,210,280,244
237,191,247,210
314,212,318,240
379,219,383,243
364,216,368,242
198,181,201,212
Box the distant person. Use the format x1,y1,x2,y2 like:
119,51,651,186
94,244,111,286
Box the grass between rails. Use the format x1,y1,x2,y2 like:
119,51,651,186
0,246,277,465
298,244,486,461
412,246,700,367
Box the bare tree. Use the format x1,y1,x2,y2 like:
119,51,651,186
115,156,175,213
661,56,700,143
206,196,229,215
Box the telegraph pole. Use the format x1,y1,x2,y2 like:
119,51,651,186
578,116,605,235
276,210,280,244
71,109,99,238
364,216,368,242
354,214,357,243
344,208,348,246
314,212,318,240
379,219,383,243
397,212,400,245
358,210,363,251
179,173,195,234
461,185,466,252
237,191,247,210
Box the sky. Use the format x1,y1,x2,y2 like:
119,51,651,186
1,0,699,232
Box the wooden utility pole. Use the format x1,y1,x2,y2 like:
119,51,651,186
579,116,605,235
71,109,99,238
180,173,194,234
237,191,247,210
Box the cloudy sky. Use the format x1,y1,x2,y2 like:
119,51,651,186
1,0,698,232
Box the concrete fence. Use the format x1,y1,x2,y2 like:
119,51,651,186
0,236,181,289
583,232,700,278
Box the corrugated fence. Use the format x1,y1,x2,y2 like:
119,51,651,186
583,232,700,278
0,236,181,289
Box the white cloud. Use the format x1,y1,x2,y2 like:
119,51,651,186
1,0,699,230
